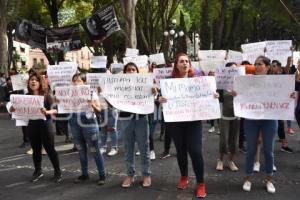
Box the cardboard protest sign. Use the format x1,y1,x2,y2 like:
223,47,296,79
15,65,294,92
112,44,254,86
199,60,225,73
226,50,243,65
86,73,107,91
123,55,149,73
125,48,139,57
241,41,266,64
10,73,29,91
10,95,45,120
91,56,107,68
215,66,245,90
153,68,173,88
47,63,77,89
198,50,227,60
233,75,295,120
149,53,166,65
265,40,292,66
293,51,300,65
55,85,91,113
99,73,154,114
81,5,121,43
160,77,221,122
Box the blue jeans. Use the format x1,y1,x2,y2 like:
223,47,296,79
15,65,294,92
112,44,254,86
100,108,118,148
121,116,151,176
244,119,277,176
69,113,105,177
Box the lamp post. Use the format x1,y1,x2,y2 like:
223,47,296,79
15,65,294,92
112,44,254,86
189,22,200,61
164,19,184,61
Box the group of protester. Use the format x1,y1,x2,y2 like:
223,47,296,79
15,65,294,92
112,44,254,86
3,52,300,199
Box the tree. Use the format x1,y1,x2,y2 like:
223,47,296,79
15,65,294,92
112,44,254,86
0,0,9,74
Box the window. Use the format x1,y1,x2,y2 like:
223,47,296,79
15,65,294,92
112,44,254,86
33,58,37,65
20,47,25,53
40,59,44,65
21,61,26,66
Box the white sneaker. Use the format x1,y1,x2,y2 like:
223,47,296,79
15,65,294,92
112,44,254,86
135,151,140,156
273,165,277,172
208,127,215,133
216,159,224,171
266,181,276,193
253,162,260,172
243,180,252,192
107,148,118,156
228,161,239,171
150,150,156,160
100,148,107,154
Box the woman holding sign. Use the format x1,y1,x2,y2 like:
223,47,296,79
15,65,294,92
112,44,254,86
9,72,62,183
159,53,209,198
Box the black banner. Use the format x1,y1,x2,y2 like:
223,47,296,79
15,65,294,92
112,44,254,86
81,5,121,43
15,19,46,50
46,24,82,52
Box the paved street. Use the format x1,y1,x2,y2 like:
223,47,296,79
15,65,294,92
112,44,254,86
0,112,300,200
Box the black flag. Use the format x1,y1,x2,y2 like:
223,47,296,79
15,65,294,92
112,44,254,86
81,5,121,43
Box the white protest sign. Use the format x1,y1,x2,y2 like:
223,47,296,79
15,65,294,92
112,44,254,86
233,75,295,120
160,77,221,122
149,53,166,65
226,50,243,64
199,60,225,73
198,50,227,60
47,64,77,89
10,95,46,120
153,68,173,88
99,73,154,114
55,85,91,113
111,63,124,74
10,73,29,91
265,40,292,66
86,73,106,91
215,66,245,90
125,48,139,57
91,56,107,68
293,51,300,65
241,41,266,64
123,55,149,73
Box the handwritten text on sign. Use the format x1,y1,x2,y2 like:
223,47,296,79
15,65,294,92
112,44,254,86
233,75,295,120
10,95,45,120
100,74,154,114
153,68,173,88
47,64,77,89
55,85,91,113
265,40,292,66
86,73,106,91
160,77,221,122
215,67,245,90
11,73,29,91
241,41,266,64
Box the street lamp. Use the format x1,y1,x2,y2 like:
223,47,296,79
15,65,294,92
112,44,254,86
189,22,200,61
164,19,184,61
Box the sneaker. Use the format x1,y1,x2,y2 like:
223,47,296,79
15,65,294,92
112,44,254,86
53,171,62,183
273,165,277,172
122,176,134,188
196,183,206,198
26,148,33,155
42,148,47,155
216,159,224,171
280,146,293,153
100,148,107,154
107,148,118,156
74,175,89,183
239,146,247,154
287,128,295,136
135,151,140,156
159,152,171,159
142,176,151,187
228,161,239,171
266,181,276,193
177,176,189,189
208,127,215,133
253,162,260,172
31,171,44,182
98,175,106,185
243,180,252,192
150,150,156,160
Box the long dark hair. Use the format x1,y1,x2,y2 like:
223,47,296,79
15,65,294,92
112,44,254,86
172,53,195,78
123,62,139,73
27,71,47,95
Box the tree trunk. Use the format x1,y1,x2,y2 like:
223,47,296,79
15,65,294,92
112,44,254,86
0,0,8,74
200,0,210,50
120,0,138,48
214,0,227,49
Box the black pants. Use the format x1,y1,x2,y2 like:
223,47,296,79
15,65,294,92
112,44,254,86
277,120,286,140
27,119,61,173
166,121,204,183
21,126,29,143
